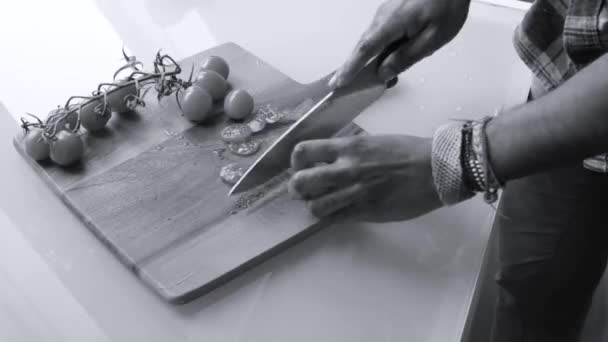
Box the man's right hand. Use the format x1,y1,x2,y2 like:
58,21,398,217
329,0,471,88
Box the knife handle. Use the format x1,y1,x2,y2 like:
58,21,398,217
375,38,408,89
385,77,399,89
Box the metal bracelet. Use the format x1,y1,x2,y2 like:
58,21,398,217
471,113,502,204
461,123,485,192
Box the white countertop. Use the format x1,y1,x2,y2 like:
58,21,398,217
0,1,531,341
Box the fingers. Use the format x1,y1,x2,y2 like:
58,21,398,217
291,139,343,171
329,19,401,89
307,183,365,218
377,27,436,81
288,161,357,199
290,137,362,200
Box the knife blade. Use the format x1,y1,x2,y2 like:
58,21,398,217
228,57,387,196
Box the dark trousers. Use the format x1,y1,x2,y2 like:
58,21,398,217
490,162,608,341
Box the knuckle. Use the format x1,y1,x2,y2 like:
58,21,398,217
332,137,349,151
312,170,327,186
391,49,413,67
357,39,373,54
341,135,361,149
336,153,357,170
377,0,394,16
348,136,368,154
355,182,370,199
375,19,394,37
357,30,381,55
343,163,361,180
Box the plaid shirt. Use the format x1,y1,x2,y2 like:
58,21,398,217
513,0,608,172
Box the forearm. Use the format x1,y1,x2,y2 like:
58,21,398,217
487,53,608,181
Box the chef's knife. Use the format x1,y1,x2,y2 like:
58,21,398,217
229,55,392,196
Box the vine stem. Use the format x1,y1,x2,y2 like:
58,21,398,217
24,50,192,140
62,56,183,112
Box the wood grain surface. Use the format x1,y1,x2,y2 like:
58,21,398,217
13,43,368,304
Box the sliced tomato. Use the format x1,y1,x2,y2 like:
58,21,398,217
221,124,252,143
247,115,267,133
228,140,260,156
258,105,284,124
220,163,245,185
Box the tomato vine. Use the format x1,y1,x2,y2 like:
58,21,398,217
21,47,193,142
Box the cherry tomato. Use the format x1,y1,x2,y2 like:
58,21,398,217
221,124,252,143
50,131,84,166
79,99,111,132
181,86,214,123
200,56,230,79
224,89,254,120
24,127,50,161
194,70,228,101
107,82,137,113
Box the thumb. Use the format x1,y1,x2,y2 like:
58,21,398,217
377,27,437,82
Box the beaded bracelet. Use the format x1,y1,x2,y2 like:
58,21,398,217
431,114,503,206
469,114,502,204
461,123,485,192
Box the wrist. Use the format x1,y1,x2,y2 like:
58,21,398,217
431,115,504,206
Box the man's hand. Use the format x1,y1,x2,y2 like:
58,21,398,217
329,0,471,88
288,135,443,222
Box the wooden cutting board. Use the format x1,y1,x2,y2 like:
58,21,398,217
13,42,366,304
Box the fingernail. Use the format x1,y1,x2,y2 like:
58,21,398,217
378,66,396,83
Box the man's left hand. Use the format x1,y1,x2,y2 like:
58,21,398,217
288,135,443,222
